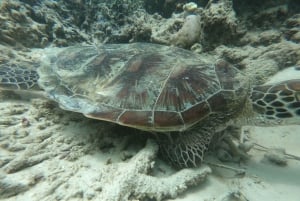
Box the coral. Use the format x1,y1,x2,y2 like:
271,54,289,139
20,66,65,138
144,0,186,18
0,177,31,199
171,14,203,48
0,0,87,48
1,0,300,200
0,0,147,47
201,0,245,50
1,0,300,50
233,0,292,29
0,99,211,200
239,30,281,47
183,2,198,13
98,139,211,201
92,0,148,43
0,0,48,48
284,14,300,43
150,0,244,50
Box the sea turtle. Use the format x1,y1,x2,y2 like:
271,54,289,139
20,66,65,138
0,43,300,168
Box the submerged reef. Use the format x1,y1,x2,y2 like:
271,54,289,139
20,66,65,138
1,0,300,200
0,0,86,47
1,0,300,49
0,100,210,200
0,0,145,47
97,140,210,201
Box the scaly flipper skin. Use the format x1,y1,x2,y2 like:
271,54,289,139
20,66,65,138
251,79,300,120
0,66,39,90
158,123,213,168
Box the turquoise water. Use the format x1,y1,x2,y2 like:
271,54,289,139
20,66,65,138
0,1,300,201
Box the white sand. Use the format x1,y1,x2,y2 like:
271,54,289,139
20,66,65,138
173,125,300,201
0,97,299,201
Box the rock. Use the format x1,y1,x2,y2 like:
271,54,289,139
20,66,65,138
201,0,245,50
171,14,203,48
97,139,211,201
284,14,300,43
264,148,288,166
183,2,198,13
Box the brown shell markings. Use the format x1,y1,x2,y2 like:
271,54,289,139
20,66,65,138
38,43,248,132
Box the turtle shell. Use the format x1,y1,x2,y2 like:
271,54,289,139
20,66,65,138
38,43,249,132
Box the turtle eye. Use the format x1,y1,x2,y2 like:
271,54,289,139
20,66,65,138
215,59,230,74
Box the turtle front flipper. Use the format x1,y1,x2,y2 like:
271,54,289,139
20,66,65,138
0,66,39,90
250,79,300,120
157,126,213,168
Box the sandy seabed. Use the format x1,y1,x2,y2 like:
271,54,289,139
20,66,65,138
0,97,299,201
0,1,300,200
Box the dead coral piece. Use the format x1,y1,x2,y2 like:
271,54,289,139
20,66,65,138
255,142,300,166
98,139,211,201
152,0,244,50
264,148,288,166
4,152,52,173
183,2,198,13
202,0,244,50
0,178,30,199
0,172,44,199
284,14,300,43
246,4,289,29
0,0,48,48
0,0,87,48
171,14,203,48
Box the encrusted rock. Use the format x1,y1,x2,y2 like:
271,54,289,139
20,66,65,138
171,14,203,48
201,0,245,50
183,2,198,13
284,14,300,43
98,139,211,201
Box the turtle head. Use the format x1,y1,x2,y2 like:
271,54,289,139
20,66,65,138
250,67,300,123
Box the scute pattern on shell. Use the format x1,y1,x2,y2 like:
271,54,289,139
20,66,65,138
38,43,249,132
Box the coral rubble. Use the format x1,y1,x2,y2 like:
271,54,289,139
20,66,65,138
98,140,211,201
1,0,300,200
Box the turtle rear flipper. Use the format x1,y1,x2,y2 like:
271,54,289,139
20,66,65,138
250,79,300,120
0,66,39,90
